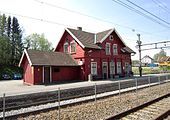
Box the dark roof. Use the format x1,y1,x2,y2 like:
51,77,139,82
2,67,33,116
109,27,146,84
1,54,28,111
96,29,112,43
121,47,136,54
66,28,135,53
67,28,100,49
26,50,78,66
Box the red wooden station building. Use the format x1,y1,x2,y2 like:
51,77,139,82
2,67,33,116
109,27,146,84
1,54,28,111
19,27,135,85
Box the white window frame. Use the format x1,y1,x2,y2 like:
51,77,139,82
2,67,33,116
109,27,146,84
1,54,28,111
105,43,111,55
109,35,114,40
113,44,118,55
70,40,76,53
91,62,97,75
64,42,69,53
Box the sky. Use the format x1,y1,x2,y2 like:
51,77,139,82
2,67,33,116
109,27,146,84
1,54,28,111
0,0,170,60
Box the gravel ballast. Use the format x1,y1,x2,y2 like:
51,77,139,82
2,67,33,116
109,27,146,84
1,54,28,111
15,82,170,120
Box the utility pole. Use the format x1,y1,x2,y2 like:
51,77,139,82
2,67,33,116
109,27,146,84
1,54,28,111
136,34,142,77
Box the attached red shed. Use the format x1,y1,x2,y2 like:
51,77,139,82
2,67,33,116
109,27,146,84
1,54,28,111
19,49,80,85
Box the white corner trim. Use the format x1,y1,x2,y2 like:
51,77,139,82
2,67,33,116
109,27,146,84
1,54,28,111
50,66,52,83
42,66,44,84
18,49,32,67
100,28,114,43
66,28,85,49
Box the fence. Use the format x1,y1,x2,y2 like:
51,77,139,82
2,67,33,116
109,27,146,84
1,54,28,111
0,74,170,119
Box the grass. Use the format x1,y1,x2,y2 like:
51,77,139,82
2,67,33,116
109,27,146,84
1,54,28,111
132,67,161,75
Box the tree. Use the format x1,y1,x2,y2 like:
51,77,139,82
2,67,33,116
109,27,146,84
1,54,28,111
24,33,53,51
153,49,166,62
0,14,7,36
0,14,23,65
7,16,11,37
0,36,11,64
11,17,23,64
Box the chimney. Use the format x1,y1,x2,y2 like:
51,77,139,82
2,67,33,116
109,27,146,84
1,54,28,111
77,27,82,31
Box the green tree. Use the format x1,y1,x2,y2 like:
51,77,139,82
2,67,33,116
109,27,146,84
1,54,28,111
0,36,11,64
11,17,23,64
0,14,23,65
0,14,7,36
7,16,11,37
24,33,53,51
153,49,166,62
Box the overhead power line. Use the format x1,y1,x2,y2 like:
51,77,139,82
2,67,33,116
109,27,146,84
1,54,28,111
125,0,170,25
151,0,170,14
0,1,168,39
0,10,75,28
33,0,161,35
154,0,170,12
112,0,170,28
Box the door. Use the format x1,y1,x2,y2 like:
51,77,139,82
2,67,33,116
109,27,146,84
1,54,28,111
44,66,50,84
110,61,115,79
117,62,122,74
102,62,108,79
91,62,97,75
125,62,129,75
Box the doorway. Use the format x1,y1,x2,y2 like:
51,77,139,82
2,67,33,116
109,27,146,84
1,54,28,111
44,66,51,84
102,62,108,79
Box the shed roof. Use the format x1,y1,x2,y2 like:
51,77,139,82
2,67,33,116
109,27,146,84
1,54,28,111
19,49,79,66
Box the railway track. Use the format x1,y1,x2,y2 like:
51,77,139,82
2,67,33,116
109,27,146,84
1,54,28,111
0,81,169,120
106,93,170,120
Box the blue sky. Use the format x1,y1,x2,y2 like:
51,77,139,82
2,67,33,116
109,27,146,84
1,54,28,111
0,0,170,60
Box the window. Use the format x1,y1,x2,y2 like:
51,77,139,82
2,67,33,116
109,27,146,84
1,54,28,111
53,67,60,72
70,41,76,53
91,62,97,75
64,42,69,53
110,35,114,40
113,44,118,55
105,43,111,55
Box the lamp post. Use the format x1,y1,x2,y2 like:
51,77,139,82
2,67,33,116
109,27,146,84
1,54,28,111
137,34,142,77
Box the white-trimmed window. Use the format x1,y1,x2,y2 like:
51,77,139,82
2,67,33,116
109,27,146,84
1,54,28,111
113,44,118,55
64,42,69,53
105,43,111,55
91,62,97,75
70,41,76,53
110,35,114,40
